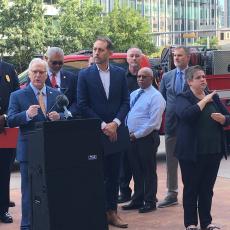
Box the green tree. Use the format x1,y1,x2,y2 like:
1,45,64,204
195,36,218,49
57,0,104,53
3,0,45,72
103,4,156,54
0,0,10,58
56,0,156,54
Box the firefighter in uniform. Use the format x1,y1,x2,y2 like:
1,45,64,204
0,60,19,223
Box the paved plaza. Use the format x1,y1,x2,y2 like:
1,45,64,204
2,144,230,230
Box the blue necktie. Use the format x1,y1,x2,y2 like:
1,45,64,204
175,71,183,94
130,89,144,109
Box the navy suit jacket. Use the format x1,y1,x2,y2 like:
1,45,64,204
28,69,79,116
7,85,63,161
175,88,230,162
46,69,79,116
77,64,130,154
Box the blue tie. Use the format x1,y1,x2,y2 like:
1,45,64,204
131,89,144,109
175,71,183,94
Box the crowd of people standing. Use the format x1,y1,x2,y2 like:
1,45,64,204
0,37,229,230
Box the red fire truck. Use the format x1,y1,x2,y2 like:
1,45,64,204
158,46,230,151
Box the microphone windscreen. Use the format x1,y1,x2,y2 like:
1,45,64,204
56,95,69,109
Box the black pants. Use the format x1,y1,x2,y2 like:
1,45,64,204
179,154,222,229
119,150,132,197
103,152,121,211
0,148,15,213
128,131,159,204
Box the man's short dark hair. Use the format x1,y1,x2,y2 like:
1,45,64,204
95,36,113,50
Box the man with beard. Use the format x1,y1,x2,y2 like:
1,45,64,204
77,36,129,228
158,46,190,208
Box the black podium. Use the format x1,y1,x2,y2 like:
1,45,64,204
28,119,108,230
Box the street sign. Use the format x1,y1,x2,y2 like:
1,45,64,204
183,32,197,38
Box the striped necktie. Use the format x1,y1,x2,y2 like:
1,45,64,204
38,91,46,116
51,73,57,88
131,89,145,109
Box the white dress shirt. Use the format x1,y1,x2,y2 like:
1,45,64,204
48,70,61,90
96,64,121,128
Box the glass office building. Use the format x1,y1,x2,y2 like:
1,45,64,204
96,0,223,46
43,0,226,46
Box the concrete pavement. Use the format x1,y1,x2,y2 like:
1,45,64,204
2,152,230,230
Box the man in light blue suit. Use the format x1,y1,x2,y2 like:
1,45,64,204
77,36,129,228
7,58,63,230
158,46,190,208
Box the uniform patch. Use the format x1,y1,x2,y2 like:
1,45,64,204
5,75,10,82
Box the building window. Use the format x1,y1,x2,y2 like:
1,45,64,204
220,33,224,40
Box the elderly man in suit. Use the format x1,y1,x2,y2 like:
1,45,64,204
8,58,63,230
44,47,79,117
158,46,190,208
77,36,129,228
0,60,19,224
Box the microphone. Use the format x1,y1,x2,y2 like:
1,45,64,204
56,95,73,119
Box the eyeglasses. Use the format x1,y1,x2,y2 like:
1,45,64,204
31,70,47,75
137,75,151,79
51,61,63,65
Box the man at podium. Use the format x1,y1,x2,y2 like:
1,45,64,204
7,58,63,230
77,36,130,228
0,60,19,224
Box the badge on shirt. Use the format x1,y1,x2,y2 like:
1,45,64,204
5,75,10,83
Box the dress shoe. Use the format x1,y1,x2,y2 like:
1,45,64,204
117,194,131,203
106,210,128,228
158,195,178,208
0,212,13,223
139,203,156,213
122,201,143,210
9,201,15,207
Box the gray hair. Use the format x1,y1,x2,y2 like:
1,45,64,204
46,47,64,58
28,58,48,72
127,47,143,55
185,65,204,81
174,46,190,56
138,67,153,77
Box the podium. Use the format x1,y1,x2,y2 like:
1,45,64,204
28,119,108,230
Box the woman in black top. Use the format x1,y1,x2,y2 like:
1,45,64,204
175,65,230,230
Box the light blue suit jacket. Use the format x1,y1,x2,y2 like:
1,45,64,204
159,69,179,135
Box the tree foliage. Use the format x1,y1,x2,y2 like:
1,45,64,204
57,0,104,53
1,0,45,71
103,4,156,54
0,0,156,71
195,36,219,49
